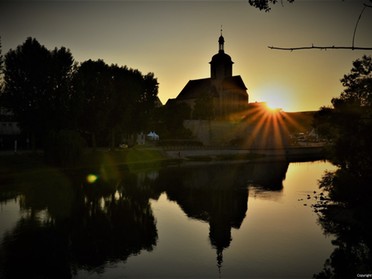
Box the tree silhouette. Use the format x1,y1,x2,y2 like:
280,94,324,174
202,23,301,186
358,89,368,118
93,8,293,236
73,59,114,149
73,60,159,149
0,37,3,93
2,37,75,149
314,55,372,173
248,0,294,12
0,37,3,76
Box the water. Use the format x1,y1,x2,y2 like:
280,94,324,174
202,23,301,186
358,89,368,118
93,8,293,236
0,160,336,278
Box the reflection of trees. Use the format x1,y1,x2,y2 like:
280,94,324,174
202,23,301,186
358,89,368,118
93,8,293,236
314,168,372,278
0,160,289,278
313,56,372,278
0,168,158,279
155,161,288,270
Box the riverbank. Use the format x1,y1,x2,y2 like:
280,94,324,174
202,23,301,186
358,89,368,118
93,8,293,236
0,145,326,178
163,145,326,162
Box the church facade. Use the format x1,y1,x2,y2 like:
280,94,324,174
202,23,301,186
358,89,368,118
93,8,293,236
170,33,249,120
165,33,290,148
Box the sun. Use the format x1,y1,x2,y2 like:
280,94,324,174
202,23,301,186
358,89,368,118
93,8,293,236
257,84,292,112
265,97,288,112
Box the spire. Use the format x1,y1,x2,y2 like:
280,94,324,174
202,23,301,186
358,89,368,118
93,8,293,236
218,26,224,53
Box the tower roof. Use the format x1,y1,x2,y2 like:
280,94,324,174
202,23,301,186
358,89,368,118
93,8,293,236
210,51,233,64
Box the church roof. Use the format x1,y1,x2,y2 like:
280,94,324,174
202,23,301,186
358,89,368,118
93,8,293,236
176,76,247,101
210,51,233,65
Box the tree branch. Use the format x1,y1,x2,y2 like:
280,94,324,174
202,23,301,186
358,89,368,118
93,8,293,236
268,45,372,51
268,2,372,51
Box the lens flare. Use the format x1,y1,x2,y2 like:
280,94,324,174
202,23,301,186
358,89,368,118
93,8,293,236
86,174,99,184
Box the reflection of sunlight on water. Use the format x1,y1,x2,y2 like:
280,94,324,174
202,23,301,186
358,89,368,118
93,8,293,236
0,198,21,239
231,161,336,278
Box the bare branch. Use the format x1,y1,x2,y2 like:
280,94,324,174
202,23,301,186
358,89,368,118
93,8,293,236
268,2,372,51
352,5,367,49
268,45,372,51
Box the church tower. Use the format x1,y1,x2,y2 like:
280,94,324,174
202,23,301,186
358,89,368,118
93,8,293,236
210,31,234,79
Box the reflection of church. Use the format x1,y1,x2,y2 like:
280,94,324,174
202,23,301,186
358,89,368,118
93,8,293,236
157,161,289,274
169,31,249,120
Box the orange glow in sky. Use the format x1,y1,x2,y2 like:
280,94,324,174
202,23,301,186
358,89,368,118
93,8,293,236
1,1,371,112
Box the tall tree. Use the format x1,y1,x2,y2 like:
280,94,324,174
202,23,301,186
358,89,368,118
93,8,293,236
0,37,3,92
314,55,372,173
72,59,112,150
2,37,74,148
73,61,159,149
0,37,3,76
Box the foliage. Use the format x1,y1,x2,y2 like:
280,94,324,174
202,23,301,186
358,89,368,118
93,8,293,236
313,55,372,278
314,55,372,173
72,60,159,149
1,37,159,155
0,36,3,76
72,59,112,149
248,0,294,11
2,37,75,148
0,37,3,94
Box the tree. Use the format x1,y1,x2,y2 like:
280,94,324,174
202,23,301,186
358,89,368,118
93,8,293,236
0,37,3,76
248,0,294,12
0,37,3,93
2,37,75,148
312,56,372,279
314,55,372,173
72,59,112,149
73,61,159,149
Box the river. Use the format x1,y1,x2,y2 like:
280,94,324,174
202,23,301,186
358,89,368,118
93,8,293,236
0,160,337,278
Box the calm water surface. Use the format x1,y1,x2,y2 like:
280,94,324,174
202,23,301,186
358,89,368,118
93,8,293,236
0,160,336,278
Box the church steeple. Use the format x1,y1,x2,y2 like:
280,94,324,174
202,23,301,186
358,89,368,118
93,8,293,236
210,29,233,79
218,28,225,53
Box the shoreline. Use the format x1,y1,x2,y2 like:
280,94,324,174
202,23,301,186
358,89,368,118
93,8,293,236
0,145,327,177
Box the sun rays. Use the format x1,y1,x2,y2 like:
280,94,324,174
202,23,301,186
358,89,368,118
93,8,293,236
230,102,308,149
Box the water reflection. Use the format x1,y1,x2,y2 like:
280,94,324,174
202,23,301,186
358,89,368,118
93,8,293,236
154,161,288,270
0,160,289,278
313,167,372,278
0,168,158,279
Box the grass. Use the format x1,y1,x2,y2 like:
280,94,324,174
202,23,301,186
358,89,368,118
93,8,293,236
0,147,169,178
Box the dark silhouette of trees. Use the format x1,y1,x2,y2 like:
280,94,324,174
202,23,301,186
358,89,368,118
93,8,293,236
248,0,294,12
1,37,159,156
72,59,112,150
73,60,159,150
0,37,3,77
314,55,372,173
0,38,3,94
2,37,75,149
313,55,372,279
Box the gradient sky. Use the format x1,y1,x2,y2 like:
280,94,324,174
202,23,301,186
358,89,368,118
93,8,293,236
1,0,371,112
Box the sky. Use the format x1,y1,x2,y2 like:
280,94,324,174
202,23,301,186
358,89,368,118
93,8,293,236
1,0,371,112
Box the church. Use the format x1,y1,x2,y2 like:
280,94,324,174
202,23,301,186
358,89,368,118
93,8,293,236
169,32,249,120
165,32,289,148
